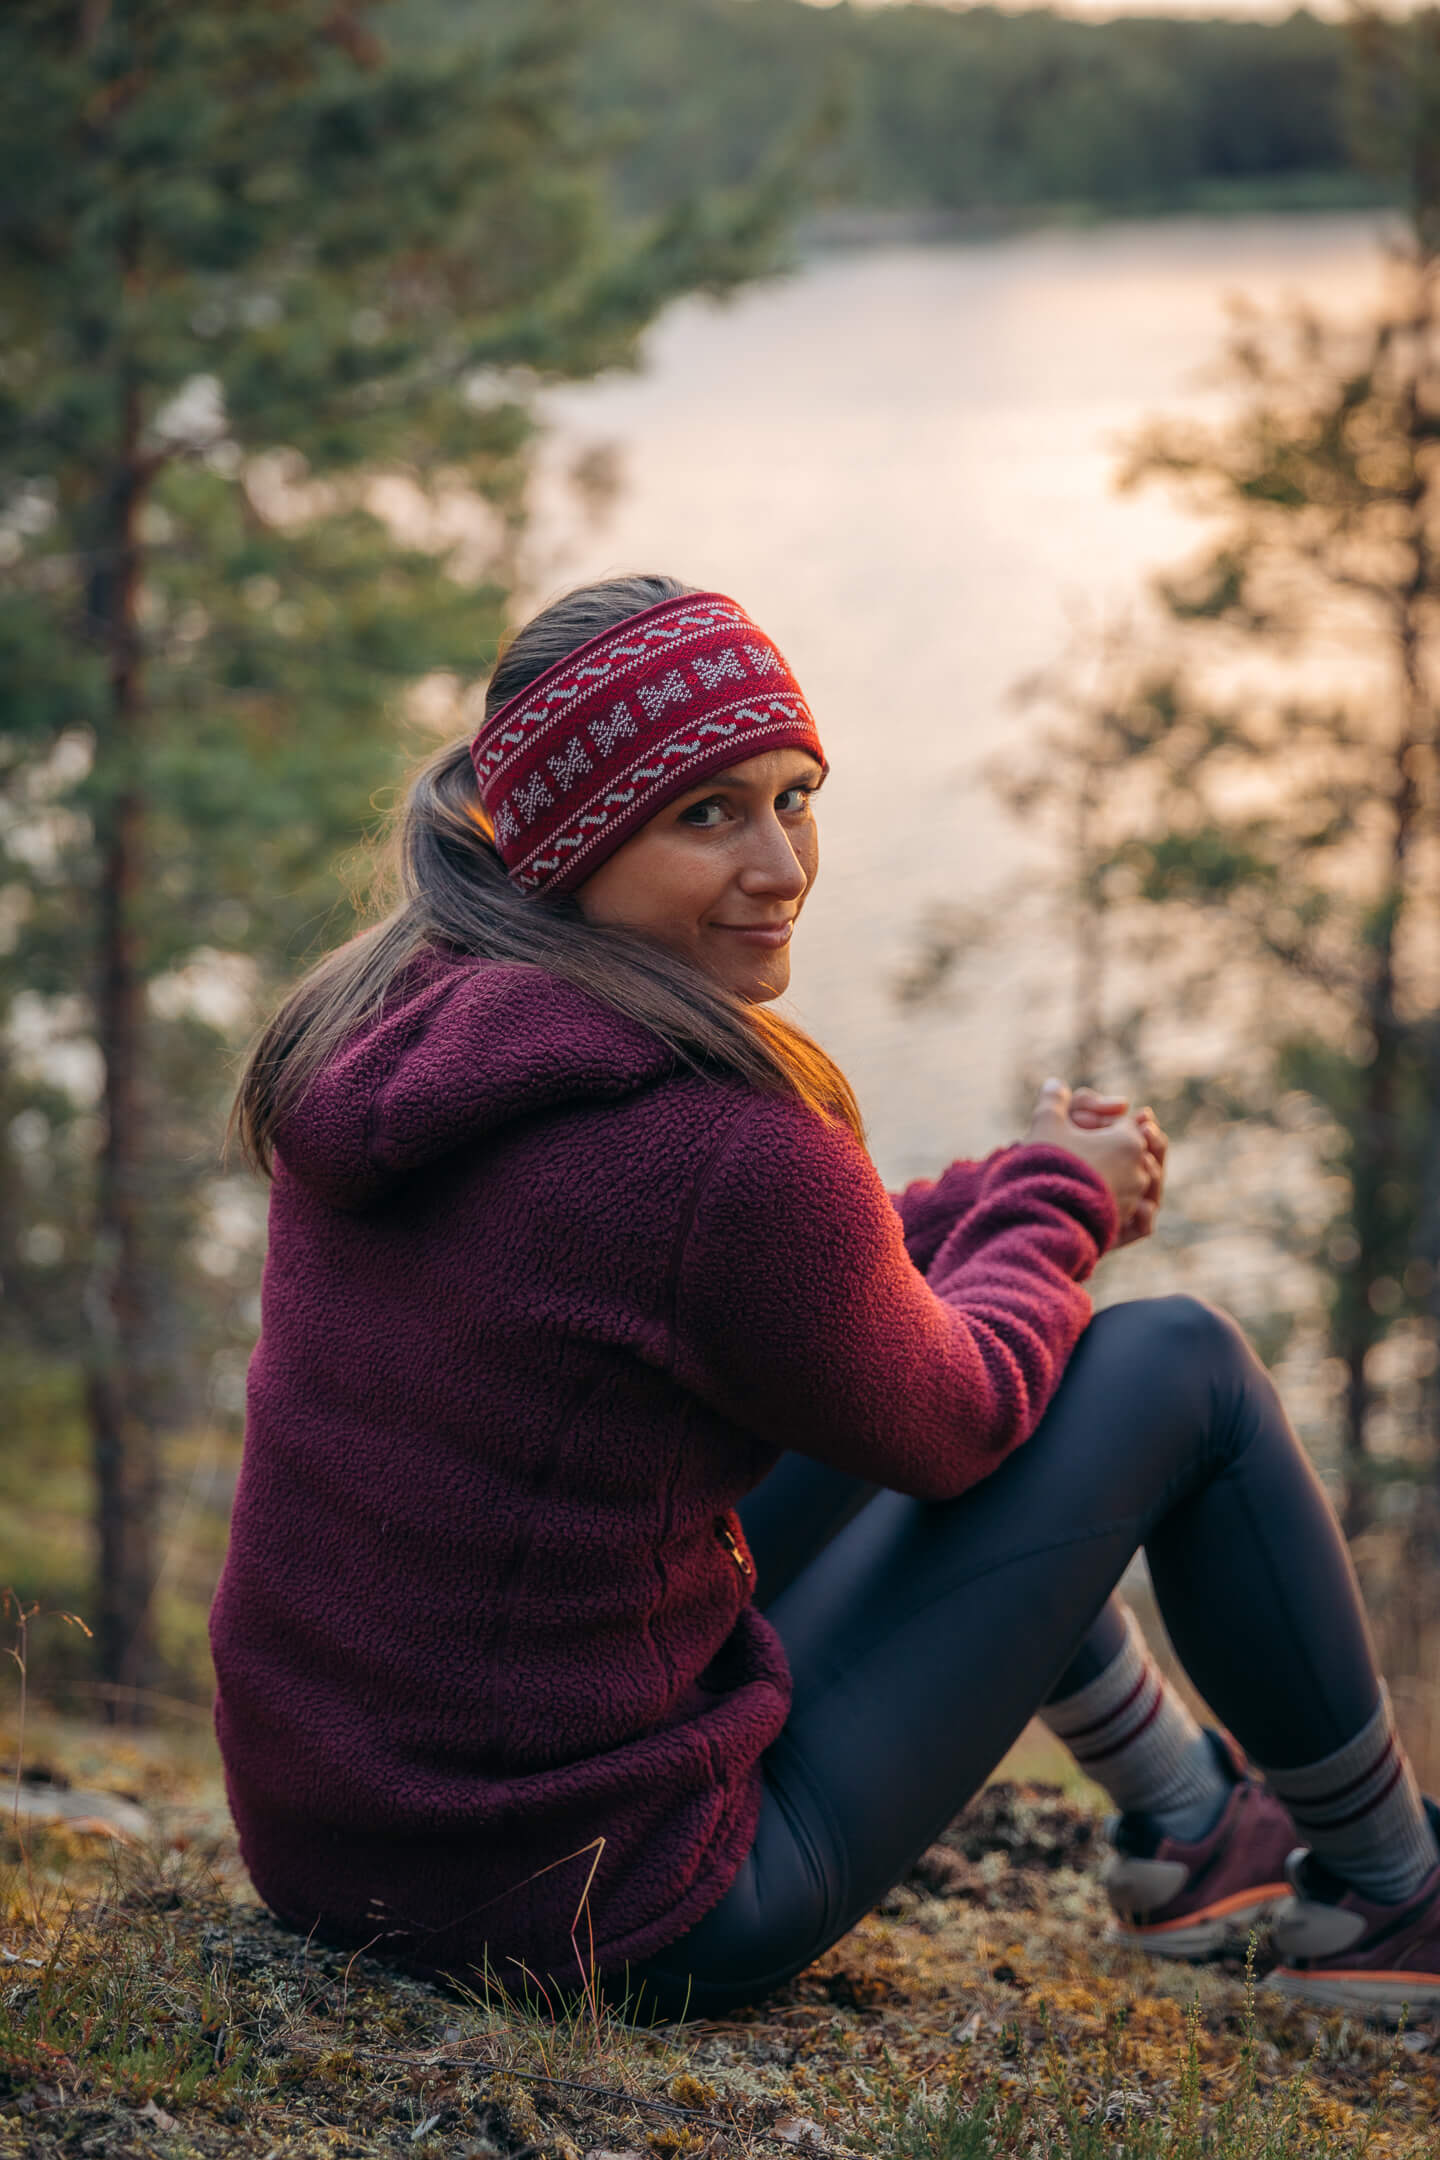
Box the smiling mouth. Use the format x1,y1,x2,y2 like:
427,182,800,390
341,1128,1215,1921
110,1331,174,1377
710,921,794,946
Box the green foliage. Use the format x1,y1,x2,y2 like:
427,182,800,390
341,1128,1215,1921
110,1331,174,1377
1,1879,257,2110
535,0,1375,222
882,2077,1025,2159
1349,5,1440,251
0,1380,230,1708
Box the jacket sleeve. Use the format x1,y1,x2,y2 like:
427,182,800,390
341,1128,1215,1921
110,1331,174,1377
672,1099,1117,1501
890,1148,1020,1275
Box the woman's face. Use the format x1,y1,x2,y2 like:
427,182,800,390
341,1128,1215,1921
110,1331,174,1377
574,747,823,1003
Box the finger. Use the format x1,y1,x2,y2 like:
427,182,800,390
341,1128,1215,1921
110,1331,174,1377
1138,1110,1168,1159
1072,1104,1127,1132
1033,1076,1071,1121
1123,1200,1157,1244
1141,1136,1168,1175
1072,1087,1129,1111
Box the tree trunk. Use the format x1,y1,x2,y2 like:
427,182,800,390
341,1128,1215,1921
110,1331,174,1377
1410,263,1440,1504
1424,1012,1440,1509
1341,1335,1375,1540
1341,272,1435,1536
1343,1007,1401,1539
1071,760,1107,1085
86,384,156,1718
1339,883,1411,1538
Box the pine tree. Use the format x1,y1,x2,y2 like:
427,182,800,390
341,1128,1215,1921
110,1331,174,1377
0,0,787,1709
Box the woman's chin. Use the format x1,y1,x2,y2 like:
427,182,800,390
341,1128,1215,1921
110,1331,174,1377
690,930,793,1004
733,958,790,1005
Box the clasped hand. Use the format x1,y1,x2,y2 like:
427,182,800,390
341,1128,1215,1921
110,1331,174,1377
1024,1078,1167,1248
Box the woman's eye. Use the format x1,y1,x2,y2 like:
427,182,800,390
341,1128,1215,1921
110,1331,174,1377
777,786,813,814
680,798,728,828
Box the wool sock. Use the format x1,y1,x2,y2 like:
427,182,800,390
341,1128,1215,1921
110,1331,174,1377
1042,1608,1231,1843
1259,1691,1439,1907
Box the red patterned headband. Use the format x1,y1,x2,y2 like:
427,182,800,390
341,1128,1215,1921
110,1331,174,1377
470,591,826,894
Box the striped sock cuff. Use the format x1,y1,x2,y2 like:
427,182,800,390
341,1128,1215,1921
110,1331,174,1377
1042,1609,1223,1826
1262,1691,1439,1906
1061,1661,1166,1766
1042,1608,1151,1753
1266,1693,1405,1832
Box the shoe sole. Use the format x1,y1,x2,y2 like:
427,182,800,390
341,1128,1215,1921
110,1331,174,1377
1265,1967,1440,2018
1111,1883,1292,1961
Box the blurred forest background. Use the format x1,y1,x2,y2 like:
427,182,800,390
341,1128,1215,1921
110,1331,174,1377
6,0,1440,1787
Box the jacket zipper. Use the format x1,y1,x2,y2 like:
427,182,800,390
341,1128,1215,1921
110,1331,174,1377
717,1514,753,1579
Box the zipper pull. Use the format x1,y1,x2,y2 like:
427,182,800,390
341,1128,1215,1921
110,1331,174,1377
718,1517,753,1579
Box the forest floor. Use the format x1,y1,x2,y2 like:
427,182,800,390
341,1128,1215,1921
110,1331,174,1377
4,1713,1440,2160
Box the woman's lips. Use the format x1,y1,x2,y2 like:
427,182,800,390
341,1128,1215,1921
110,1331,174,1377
710,921,794,948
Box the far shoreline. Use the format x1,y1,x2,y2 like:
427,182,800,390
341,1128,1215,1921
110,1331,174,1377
793,172,1399,255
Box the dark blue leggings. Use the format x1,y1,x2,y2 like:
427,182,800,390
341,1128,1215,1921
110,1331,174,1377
618,1296,1383,2019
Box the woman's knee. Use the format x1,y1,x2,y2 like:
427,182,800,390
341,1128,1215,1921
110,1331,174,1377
1085,1295,1259,1410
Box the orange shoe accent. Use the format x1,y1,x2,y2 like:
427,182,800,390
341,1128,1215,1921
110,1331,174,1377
1134,1881,1291,1935
1273,1965,1439,1985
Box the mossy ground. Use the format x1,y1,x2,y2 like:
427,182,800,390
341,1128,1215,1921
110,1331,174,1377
3,1711,1439,2160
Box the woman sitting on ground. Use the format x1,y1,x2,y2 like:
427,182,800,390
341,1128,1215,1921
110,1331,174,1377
213,574,1440,2020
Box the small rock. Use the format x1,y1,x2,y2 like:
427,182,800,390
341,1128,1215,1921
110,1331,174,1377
773,2118,828,2148
955,2009,982,2043
1399,2030,1434,2054
138,2097,180,2133
6,1785,152,1841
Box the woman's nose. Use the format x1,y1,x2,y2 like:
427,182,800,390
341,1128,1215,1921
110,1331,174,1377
737,814,809,899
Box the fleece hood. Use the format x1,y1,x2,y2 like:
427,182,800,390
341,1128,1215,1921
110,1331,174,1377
272,953,677,1210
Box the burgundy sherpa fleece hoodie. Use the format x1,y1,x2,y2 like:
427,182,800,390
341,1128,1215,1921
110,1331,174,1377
210,952,1116,1987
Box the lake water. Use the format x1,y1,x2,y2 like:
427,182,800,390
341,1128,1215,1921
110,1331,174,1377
531,213,1394,1184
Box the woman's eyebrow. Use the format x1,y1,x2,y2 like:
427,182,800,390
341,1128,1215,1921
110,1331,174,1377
679,763,825,796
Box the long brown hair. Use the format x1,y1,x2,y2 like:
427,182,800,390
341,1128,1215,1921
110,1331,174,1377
230,574,863,1174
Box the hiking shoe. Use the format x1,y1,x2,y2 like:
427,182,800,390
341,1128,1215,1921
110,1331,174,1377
1266,1800,1440,2017
1100,1730,1297,1959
